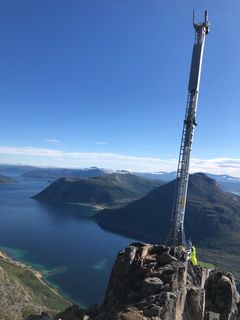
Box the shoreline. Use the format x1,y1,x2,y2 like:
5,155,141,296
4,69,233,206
68,200,131,211
0,249,71,302
69,202,106,211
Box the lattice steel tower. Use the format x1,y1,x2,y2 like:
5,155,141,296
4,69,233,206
167,11,210,246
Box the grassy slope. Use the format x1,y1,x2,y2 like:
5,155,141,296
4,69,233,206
34,173,163,205
0,259,70,320
198,248,240,280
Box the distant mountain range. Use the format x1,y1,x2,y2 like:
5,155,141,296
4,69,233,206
33,173,164,207
0,164,36,177
206,173,240,195
0,175,17,184
22,167,107,180
1,164,240,194
135,171,177,182
137,171,240,195
0,165,111,181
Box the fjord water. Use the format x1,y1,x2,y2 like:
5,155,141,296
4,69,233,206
0,180,137,306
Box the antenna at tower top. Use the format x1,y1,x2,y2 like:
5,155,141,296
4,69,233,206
205,10,208,23
193,10,209,23
193,10,210,35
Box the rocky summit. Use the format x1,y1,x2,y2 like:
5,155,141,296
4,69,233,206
28,243,240,320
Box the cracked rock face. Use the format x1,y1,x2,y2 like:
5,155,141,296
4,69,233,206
98,243,240,320
31,243,240,320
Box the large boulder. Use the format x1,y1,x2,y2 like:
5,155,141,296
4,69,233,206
204,270,240,320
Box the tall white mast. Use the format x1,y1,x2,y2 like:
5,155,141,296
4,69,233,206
168,11,210,246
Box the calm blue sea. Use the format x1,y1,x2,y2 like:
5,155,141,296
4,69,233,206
0,179,137,306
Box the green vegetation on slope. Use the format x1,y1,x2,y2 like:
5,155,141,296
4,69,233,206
0,258,70,320
33,173,163,206
198,260,215,269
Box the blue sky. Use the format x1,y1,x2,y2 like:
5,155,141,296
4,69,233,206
0,0,240,175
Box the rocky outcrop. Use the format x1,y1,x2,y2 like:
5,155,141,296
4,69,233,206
98,243,196,320
26,313,52,320
101,242,239,320
28,243,240,320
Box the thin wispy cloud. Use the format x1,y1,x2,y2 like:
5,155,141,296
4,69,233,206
96,141,107,145
0,146,240,177
45,139,60,144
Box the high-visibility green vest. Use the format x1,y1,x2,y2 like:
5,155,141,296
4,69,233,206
190,246,198,265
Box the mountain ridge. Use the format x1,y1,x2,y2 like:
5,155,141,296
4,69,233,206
94,173,240,257
1,164,240,194
33,173,164,207
0,175,17,184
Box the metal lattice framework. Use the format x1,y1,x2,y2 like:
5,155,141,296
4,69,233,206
167,11,210,246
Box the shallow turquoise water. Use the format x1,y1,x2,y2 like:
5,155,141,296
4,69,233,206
0,180,137,306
